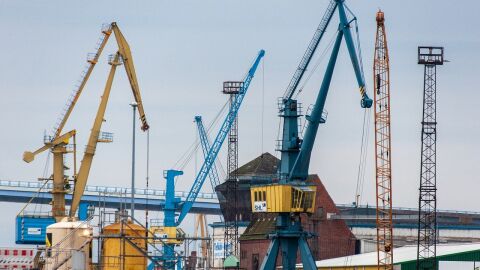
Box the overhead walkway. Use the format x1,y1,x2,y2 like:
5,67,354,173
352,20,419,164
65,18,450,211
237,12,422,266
0,179,220,215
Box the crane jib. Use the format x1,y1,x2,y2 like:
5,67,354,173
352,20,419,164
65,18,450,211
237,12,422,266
283,0,337,101
176,50,265,225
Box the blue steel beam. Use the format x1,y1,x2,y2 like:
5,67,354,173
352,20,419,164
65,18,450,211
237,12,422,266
0,189,221,215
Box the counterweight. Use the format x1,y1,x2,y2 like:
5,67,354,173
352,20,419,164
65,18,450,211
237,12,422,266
373,10,393,270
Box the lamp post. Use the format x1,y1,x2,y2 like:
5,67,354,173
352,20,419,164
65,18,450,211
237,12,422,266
130,101,138,219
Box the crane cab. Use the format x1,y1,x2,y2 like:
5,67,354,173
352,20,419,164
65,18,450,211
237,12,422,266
150,226,185,245
250,184,316,214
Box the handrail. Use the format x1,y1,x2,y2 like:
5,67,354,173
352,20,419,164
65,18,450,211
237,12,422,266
0,179,218,201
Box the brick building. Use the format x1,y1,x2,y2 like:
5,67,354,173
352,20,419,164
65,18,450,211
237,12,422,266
239,174,357,269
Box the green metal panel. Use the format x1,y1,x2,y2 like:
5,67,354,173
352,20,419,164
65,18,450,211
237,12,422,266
401,250,480,270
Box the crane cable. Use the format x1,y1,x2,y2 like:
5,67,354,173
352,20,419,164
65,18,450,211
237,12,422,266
294,29,340,100
19,152,52,216
344,7,371,267
275,29,339,153
172,98,229,172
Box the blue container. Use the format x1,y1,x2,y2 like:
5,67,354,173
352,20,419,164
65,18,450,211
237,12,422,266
15,215,55,244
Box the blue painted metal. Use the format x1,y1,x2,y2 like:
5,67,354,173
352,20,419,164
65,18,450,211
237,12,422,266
0,189,221,215
263,0,372,268
78,202,92,221
0,179,218,200
283,0,337,101
15,215,55,244
176,50,265,225
288,30,344,181
164,170,183,227
194,116,221,192
161,170,184,270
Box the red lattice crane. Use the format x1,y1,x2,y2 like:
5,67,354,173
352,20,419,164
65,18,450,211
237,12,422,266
373,10,394,270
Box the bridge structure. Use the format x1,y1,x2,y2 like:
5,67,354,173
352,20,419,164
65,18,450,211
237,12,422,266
0,179,220,215
3,179,480,241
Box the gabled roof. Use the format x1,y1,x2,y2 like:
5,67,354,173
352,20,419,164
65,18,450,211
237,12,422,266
233,152,279,176
238,214,277,241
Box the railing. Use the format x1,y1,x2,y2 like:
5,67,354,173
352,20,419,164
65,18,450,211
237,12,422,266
336,203,480,216
0,179,218,201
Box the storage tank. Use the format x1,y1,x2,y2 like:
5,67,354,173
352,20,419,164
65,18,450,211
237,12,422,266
44,219,93,270
102,221,147,270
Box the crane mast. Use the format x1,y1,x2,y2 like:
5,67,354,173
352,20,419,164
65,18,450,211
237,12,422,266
373,10,394,270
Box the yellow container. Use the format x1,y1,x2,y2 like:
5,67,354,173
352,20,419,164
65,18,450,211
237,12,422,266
101,221,147,270
251,184,316,214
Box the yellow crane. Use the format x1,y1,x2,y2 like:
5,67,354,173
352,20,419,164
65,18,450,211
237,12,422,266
194,214,209,260
69,22,149,218
23,22,149,221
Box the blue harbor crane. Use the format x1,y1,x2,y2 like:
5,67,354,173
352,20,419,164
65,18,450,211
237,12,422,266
155,50,265,269
250,1,372,269
194,115,221,193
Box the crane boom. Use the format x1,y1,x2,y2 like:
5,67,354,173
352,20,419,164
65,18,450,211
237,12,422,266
288,0,372,181
69,23,149,217
112,23,149,131
283,0,337,101
53,25,113,138
69,53,121,217
176,50,265,225
373,10,393,270
194,116,221,191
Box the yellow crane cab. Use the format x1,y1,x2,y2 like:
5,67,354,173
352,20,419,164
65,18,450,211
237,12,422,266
250,183,316,214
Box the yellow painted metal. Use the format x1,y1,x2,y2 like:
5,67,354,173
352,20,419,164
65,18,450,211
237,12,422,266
69,53,120,217
194,214,209,258
102,221,147,270
22,130,76,221
23,22,150,222
149,226,185,245
53,26,113,139
111,22,149,131
69,23,150,217
251,184,316,213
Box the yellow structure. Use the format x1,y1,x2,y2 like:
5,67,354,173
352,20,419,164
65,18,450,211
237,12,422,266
102,221,147,270
250,184,316,213
150,226,185,245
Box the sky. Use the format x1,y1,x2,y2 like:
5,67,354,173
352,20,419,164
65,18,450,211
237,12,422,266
0,0,479,247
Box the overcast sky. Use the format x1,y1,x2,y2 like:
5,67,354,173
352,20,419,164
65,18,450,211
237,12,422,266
0,0,479,246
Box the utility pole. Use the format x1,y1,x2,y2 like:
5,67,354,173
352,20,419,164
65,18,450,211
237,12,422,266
416,46,444,270
130,101,138,219
373,10,393,270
